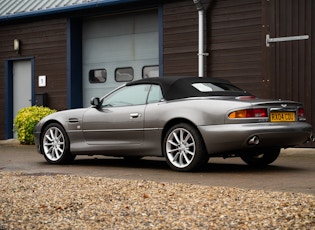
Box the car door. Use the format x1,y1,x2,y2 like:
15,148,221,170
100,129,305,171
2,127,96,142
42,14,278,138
82,84,150,149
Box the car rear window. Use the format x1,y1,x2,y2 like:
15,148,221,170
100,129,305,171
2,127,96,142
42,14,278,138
192,83,244,92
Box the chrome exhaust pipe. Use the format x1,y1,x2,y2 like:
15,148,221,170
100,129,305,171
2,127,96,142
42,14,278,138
248,136,260,145
304,134,314,144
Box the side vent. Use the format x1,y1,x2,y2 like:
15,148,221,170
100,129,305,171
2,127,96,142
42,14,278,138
68,118,79,123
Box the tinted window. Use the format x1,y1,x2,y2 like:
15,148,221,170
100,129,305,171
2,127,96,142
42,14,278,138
89,69,106,83
115,67,134,82
102,84,150,107
192,82,244,92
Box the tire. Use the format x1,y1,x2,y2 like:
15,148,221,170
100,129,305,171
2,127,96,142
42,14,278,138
240,148,280,167
40,123,75,164
163,123,209,172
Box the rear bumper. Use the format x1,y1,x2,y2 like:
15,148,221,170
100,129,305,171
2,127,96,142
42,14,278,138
198,122,313,155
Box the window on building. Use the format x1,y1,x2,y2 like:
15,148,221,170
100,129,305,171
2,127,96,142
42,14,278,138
115,67,134,82
142,65,159,78
89,69,106,83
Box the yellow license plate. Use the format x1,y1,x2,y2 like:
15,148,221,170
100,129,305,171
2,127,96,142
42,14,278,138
270,112,295,122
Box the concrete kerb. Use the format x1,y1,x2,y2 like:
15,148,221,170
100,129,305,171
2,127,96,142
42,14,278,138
0,139,20,146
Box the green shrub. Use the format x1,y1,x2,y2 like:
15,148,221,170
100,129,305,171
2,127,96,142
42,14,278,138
14,106,57,145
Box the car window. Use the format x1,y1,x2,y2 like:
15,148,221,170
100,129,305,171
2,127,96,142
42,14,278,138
102,84,150,107
147,85,163,103
192,82,244,92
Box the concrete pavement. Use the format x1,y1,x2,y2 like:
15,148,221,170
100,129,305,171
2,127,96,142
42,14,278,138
1,139,315,194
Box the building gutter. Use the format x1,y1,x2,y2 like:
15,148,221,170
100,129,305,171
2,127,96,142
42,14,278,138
193,0,207,77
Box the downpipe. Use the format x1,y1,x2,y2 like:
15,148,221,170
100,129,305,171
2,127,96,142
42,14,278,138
193,0,208,77
306,134,315,143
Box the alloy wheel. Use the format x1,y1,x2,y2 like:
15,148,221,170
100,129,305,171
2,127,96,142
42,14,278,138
166,127,196,168
43,126,66,162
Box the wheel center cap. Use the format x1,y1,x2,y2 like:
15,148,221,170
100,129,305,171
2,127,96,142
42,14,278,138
179,143,186,152
53,140,58,148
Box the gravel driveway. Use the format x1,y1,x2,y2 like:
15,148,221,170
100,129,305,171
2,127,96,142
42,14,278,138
1,171,314,229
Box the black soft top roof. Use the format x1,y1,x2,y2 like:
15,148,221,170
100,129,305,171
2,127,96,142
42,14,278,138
127,76,250,100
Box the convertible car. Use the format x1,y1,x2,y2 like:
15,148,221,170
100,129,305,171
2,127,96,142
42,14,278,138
34,76,313,171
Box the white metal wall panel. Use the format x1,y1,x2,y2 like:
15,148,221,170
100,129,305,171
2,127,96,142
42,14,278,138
82,10,159,107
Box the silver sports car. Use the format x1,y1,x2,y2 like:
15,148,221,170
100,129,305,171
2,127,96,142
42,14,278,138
34,76,313,171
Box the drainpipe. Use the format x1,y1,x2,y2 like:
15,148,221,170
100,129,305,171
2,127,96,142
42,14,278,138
193,0,206,77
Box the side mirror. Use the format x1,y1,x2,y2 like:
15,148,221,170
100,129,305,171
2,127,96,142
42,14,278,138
90,97,100,108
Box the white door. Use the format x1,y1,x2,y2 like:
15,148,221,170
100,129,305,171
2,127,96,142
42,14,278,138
13,60,32,130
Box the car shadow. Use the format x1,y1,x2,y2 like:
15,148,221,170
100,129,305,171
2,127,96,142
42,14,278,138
61,156,303,173
71,157,169,170
203,162,300,173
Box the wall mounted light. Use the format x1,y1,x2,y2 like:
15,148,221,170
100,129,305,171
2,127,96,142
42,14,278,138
14,39,20,53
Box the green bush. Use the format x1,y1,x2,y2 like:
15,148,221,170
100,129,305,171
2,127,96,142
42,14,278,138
14,106,57,145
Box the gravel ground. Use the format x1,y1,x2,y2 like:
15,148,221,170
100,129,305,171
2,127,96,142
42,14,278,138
0,171,314,230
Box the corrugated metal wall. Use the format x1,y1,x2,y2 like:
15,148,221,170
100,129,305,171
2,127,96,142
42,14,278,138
163,0,199,76
207,0,314,146
266,0,315,146
163,0,315,147
207,0,263,97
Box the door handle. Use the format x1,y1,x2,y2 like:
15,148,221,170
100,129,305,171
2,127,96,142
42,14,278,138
130,113,141,118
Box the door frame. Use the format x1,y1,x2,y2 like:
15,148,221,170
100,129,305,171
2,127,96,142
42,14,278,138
4,57,35,139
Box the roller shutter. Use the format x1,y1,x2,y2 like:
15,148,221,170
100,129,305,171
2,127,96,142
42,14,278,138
82,10,159,107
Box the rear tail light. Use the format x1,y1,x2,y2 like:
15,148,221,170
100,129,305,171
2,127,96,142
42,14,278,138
298,108,304,117
236,96,256,100
298,108,306,121
229,108,267,119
